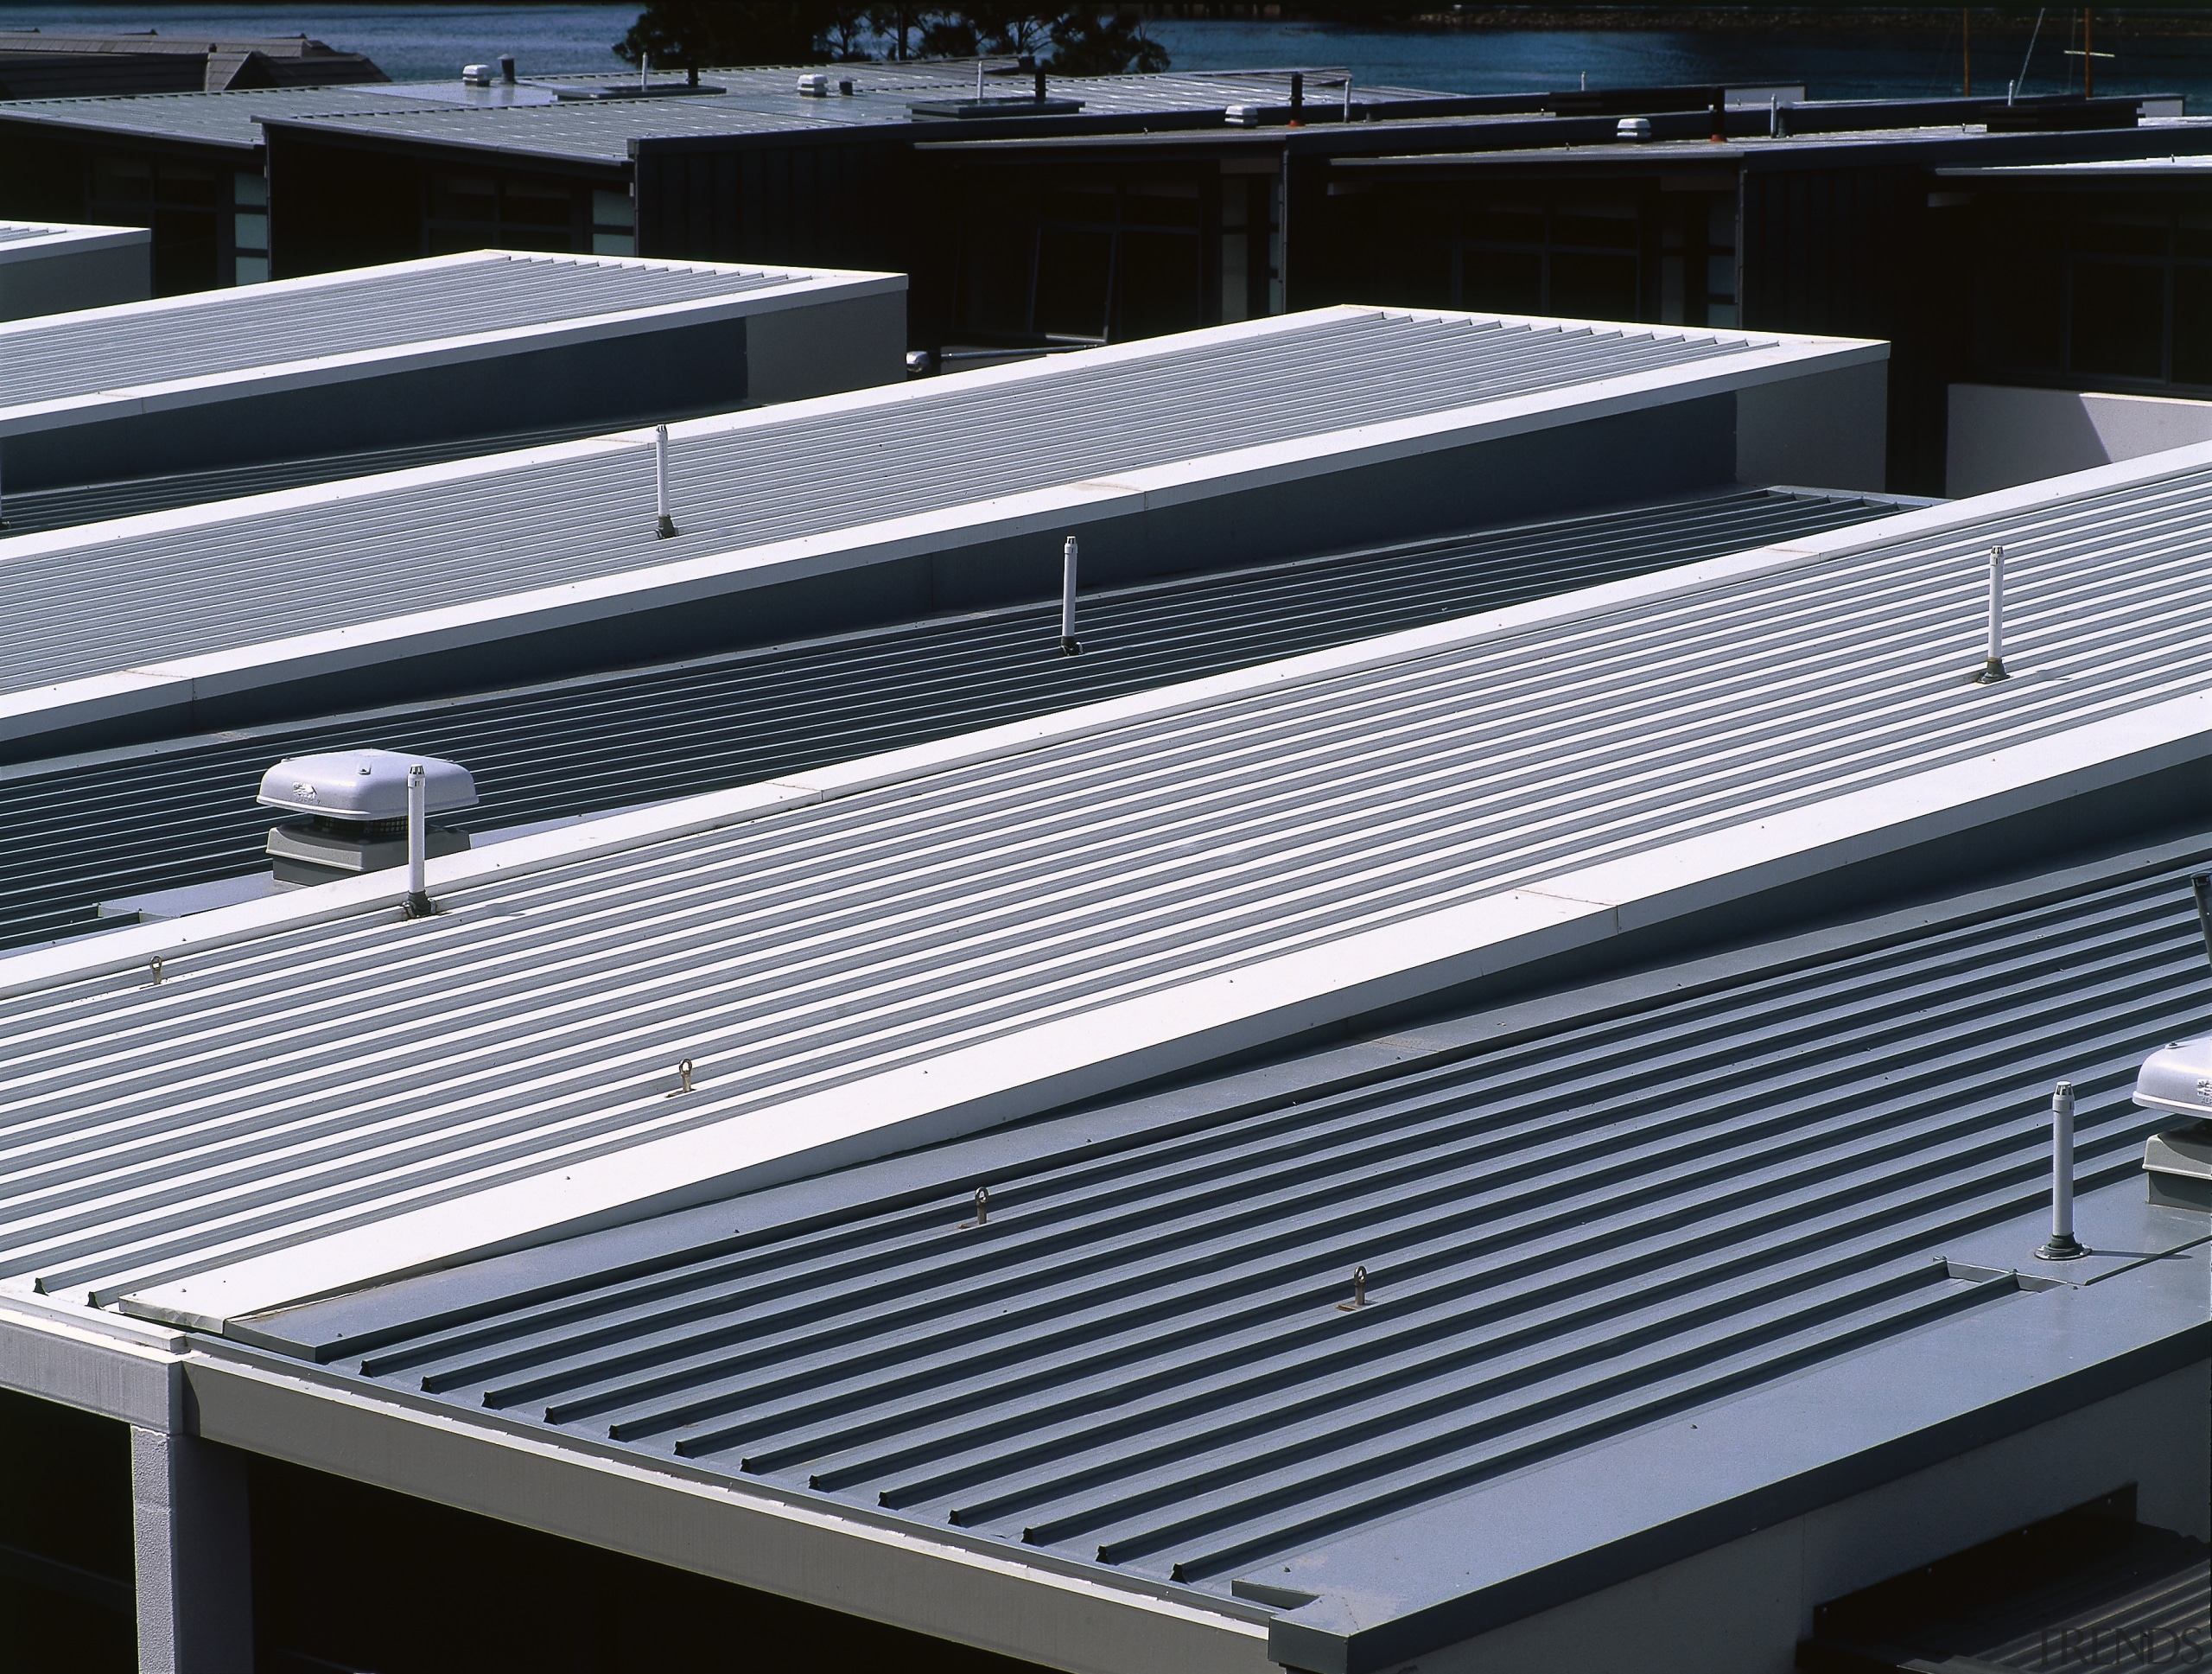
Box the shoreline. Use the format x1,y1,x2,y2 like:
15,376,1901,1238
1133,6,2212,40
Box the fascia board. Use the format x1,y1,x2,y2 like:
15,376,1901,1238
10,431,2211,998
0,265,906,437
109,682,2212,1328
0,1295,186,1429
182,1348,1273,1674
0,329,1878,738
1258,1244,2212,1674
0,223,151,264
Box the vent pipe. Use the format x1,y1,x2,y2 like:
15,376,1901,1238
404,763,435,918
1710,84,1727,141
1972,544,2009,683
1035,66,1046,102
499,54,515,83
2193,873,2212,965
2036,1081,2088,1260
1288,71,1304,125
654,424,676,538
1060,535,1082,656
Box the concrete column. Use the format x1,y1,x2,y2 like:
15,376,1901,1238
132,1427,253,1674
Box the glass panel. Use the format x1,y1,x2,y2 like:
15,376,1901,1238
590,188,634,230
2171,266,2212,386
232,255,270,285
956,220,1036,336
501,179,573,229
591,231,636,257
1707,194,1735,251
2179,215,2212,260
1468,200,1543,245
433,174,497,222
232,171,268,207
1040,186,1116,226
1033,225,1113,340
232,211,267,252
1112,229,1200,340
1221,229,1249,321
155,165,218,208
1974,258,2063,372
2069,262,2164,379
1706,253,1735,302
1550,251,1640,321
92,156,155,205
2072,214,2166,258
1464,249,1542,314
1553,202,1639,251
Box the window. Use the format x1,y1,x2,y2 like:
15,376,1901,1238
428,169,594,256
1389,187,1688,326
952,173,1206,346
87,153,219,294
232,171,269,284
1970,190,2212,395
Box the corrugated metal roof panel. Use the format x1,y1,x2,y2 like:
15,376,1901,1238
0,84,457,149
267,835,2212,1593
0,250,873,420
0,451,2205,1316
0,308,1842,713
0,488,1898,950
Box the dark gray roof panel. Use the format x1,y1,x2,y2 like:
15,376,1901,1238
0,488,1898,951
0,251,849,416
0,85,456,150
271,832,2212,1592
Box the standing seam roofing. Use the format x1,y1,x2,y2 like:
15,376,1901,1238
0,489,1895,950
283,842,2212,1591
0,310,1784,694
0,253,812,410
0,461,2206,1306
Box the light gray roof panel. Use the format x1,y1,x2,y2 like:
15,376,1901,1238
0,84,459,150
0,309,1831,710
0,251,833,415
226,833,2212,1596
0,488,1897,951
0,449,2207,1317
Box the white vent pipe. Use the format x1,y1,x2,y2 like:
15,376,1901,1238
2036,1080,2087,1260
1059,535,1082,656
1973,543,2009,684
654,424,676,538
404,763,434,919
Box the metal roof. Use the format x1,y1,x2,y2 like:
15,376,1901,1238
0,487,1898,952
0,307,1866,751
265,66,1477,166
0,84,446,150
0,448,2208,1322
0,251,882,429
1937,154,2212,178
237,829,2212,1597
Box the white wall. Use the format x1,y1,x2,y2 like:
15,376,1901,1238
1948,381,2212,498
0,229,151,321
1737,359,1888,492
1414,1359,2210,1674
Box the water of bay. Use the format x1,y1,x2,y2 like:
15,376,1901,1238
0,3,2203,108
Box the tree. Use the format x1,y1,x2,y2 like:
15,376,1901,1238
615,3,838,69
1048,8,1170,75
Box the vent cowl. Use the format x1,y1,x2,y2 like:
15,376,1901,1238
2133,1034,2212,1120
257,750,478,822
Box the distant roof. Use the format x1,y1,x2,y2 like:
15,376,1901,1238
263,65,1487,167
0,307,1872,752
0,487,1898,952
3,442,2208,1327
0,61,1477,158
246,826,2212,1611
0,218,148,259
0,29,385,97
0,250,896,433
1936,153,2212,179
0,83,477,150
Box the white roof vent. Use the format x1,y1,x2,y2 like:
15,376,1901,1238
257,749,478,822
2134,1034,2212,1121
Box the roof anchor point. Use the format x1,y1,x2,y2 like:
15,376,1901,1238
666,1057,696,1097
960,1185,989,1229
1337,1264,1368,1310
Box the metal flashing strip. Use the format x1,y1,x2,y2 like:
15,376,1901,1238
0,220,149,264
0,445,2207,1325
0,307,1873,754
0,251,900,435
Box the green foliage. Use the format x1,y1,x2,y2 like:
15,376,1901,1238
616,3,1172,73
